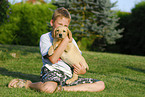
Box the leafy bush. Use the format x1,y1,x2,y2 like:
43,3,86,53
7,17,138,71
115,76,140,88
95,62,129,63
0,0,9,25
108,1,145,56
0,3,56,46
128,1,145,55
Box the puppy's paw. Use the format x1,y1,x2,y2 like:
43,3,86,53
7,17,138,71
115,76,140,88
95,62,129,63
53,42,60,49
66,79,73,84
66,79,76,84
48,46,54,56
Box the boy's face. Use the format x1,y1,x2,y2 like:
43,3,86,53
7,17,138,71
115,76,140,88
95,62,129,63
50,17,70,30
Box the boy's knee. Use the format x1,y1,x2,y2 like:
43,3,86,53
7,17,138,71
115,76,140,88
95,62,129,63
94,81,105,92
98,81,105,91
40,81,58,93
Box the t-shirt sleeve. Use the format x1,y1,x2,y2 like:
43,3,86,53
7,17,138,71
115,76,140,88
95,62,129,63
39,33,53,57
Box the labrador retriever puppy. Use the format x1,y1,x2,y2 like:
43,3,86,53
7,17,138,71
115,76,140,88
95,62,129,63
48,26,89,84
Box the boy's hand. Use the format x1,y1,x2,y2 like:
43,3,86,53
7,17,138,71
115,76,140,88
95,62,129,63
73,63,86,75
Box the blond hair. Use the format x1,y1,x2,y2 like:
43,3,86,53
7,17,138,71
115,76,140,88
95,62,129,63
52,7,71,22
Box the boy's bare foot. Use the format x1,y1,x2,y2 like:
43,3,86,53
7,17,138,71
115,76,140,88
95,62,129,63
8,79,32,89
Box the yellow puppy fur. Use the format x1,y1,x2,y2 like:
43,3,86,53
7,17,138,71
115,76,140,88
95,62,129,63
48,26,89,84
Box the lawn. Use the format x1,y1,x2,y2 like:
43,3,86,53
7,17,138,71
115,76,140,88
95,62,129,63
0,44,144,97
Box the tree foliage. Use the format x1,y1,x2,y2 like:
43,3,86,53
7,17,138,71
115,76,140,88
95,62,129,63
128,1,145,55
53,0,123,51
109,1,145,56
0,0,9,25
0,4,56,45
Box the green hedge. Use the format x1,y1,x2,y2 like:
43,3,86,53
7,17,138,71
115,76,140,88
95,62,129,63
0,4,56,46
0,0,9,25
108,1,145,56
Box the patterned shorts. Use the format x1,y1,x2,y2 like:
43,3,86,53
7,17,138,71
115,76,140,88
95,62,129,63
40,66,100,86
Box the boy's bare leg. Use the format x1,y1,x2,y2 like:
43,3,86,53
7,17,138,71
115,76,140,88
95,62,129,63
63,81,105,92
27,81,58,93
27,81,104,93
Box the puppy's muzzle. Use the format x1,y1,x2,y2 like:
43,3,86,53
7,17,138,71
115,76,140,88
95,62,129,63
59,34,62,38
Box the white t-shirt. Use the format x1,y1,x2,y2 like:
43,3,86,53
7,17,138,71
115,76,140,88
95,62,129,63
39,32,81,77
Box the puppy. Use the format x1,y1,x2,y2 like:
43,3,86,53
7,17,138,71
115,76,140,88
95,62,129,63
48,26,89,84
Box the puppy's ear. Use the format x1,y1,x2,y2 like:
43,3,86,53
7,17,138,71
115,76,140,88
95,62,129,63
67,28,72,42
52,28,56,38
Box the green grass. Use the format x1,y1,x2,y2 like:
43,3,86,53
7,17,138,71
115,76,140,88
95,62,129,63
0,44,145,97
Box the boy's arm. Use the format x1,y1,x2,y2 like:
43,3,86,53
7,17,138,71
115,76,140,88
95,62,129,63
46,36,70,64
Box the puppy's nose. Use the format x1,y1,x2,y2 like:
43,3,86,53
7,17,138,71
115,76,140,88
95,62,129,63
59,34,62,38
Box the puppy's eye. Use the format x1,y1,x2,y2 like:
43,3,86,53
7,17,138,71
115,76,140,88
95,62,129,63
63,30,66,32
56,30,59,32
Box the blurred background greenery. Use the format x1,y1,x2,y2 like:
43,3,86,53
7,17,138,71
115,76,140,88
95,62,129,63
0,0,145,56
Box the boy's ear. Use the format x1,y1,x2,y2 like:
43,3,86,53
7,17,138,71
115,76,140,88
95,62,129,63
50,19,53,26
67,28,72,42
50,19,55,38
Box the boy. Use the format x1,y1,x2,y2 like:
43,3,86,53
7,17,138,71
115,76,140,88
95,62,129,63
8,7,105,93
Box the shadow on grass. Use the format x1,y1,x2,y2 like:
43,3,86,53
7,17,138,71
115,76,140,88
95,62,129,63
113,76,145,85
126,66,145,74
0,67,40,82
0,44,40,56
